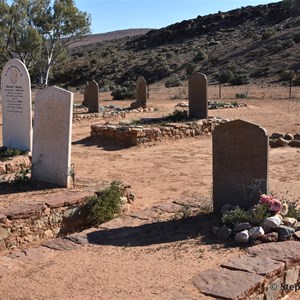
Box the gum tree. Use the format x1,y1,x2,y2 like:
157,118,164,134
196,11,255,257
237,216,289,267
0,0,91,86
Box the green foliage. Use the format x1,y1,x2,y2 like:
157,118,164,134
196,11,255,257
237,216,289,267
0,146,28,161
0,0,91,85
193,49,207,62
185,62,197,74
235,92,249,99
222,207,255,228
279,70,297,82
261,28,276,40
218,70,234,84
83,181,122,226
286,202,300,220
165,109,190,122
230,73,250,85
111,81,135,100
165,77,183,88
13,166,31,184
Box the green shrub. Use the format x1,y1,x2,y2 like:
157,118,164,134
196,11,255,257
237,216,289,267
0,146,28,161
235,92,249,99
193,49,208,62
261,28,276,40
165,77,183,88
166,109,189,122
218,70,234,84
230,74,250,85
185,62,197,74
222,207,255,228
286,202,300,220
111,81,135,100
84,181,122,226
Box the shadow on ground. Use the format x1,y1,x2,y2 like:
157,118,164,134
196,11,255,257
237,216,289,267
0,180,62,195
72,136,132,151
86,212,237,248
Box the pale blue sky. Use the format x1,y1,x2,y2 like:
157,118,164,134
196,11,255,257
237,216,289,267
74,0,282,34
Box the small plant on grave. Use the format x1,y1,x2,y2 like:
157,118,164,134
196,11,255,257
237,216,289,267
165,109,190,122
231,101,239,107
0,146,28,162
83,181,122,226
13,166,31,184
285,202,300,221
222,207,255,228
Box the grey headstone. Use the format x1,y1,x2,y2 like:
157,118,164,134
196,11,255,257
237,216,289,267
213,120,268,212
188,72,208,119
136,76,147,107
84,80,99,112
32,86,73,187
1,59,32,151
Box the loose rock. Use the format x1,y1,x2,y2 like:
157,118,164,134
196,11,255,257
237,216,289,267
260,232,279,243
235,230,249,243
249,227,265,239
275,225,295,241
234,222,251,232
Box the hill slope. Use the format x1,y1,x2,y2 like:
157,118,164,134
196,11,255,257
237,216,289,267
52,1,300,89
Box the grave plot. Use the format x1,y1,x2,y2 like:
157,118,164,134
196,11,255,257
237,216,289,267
74,76,153,122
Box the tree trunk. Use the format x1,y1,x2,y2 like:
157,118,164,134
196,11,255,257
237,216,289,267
289,80,292,99
219,83,222,99
44,65,51,87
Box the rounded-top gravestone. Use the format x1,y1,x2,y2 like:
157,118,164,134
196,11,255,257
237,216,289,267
1,59,32,151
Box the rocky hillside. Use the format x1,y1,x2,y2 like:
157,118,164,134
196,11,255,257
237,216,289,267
52,1,300,89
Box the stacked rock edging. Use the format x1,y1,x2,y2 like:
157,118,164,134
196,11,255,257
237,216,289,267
0,185,134,251
73,105,154,123
91,117,229,146
270,133,300,148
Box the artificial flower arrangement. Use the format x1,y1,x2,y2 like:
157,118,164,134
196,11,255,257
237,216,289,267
222,193,296,228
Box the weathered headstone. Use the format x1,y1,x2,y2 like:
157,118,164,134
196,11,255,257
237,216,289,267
1,59,32,151
136,76,147,107
83,80,99,112
213,120,268,212
32,86,73,187
188,72,208,119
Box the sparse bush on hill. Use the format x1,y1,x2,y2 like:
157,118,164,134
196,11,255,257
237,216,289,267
193,49,208,62
282,0,300,14
230,73,250,86
111,81,135,100
165,77,183,88
261,28,276,40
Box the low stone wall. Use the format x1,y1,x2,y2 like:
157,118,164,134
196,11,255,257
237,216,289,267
270,133,300,148
91,117,229,146
0,191,93,251
73,106,154,123
193,241,300,299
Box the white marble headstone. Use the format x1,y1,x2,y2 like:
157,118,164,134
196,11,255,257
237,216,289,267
32,86,73,187
1,59,32,151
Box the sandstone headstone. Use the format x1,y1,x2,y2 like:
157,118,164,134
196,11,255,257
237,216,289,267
136,76,147,107
83,80,99,112
188,72,208,119
1,59,32,151
213,120,268,212
32,86,73,187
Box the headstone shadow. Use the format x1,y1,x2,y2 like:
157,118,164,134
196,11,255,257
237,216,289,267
85,212,237,248
72,136,133,151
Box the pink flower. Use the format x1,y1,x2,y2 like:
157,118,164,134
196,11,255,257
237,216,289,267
259,194,282,213
270,199,282,212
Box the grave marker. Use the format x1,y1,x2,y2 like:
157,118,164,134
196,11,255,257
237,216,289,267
32,86,73,187
1,59,32,151
213,119,269,212
136,76,147,107
188,72,208,119
87,80,99,113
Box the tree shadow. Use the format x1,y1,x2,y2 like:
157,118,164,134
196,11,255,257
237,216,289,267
72,136,133,151
85,212,237,248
